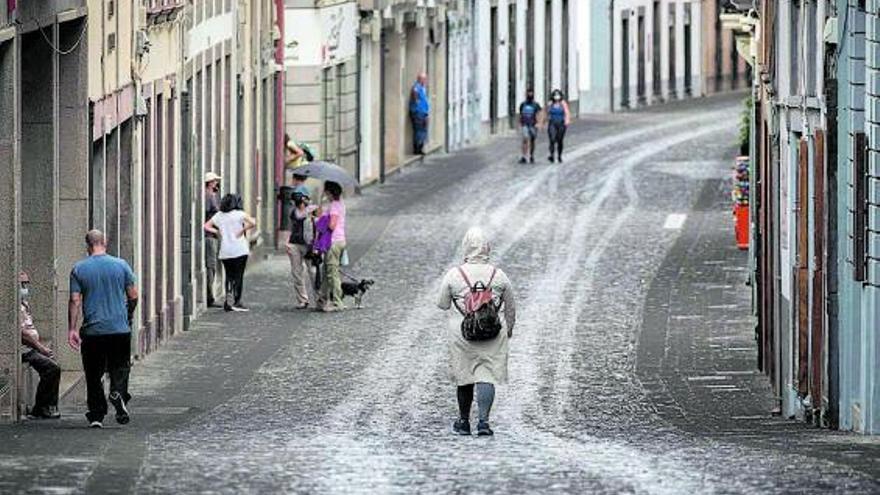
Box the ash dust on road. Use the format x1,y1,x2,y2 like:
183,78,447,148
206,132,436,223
124,98,878,493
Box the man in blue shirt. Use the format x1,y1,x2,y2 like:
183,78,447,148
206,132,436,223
518,88,542,164
68,230,139,428
409,72,431,155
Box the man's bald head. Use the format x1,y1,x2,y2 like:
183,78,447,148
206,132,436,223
85,230,107,255
418,72,428,85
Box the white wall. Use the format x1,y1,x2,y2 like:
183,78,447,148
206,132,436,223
498,0,510,120
478,0,491,122
609,0,703,110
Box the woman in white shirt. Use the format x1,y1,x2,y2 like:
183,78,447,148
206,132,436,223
204,194,257,312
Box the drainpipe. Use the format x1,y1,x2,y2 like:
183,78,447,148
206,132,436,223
609,0,615,112
274,0,285,246
355,33,362,184
379,27,386,184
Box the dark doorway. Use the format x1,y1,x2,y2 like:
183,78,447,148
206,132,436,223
181,81,193,331
155,96,165,343
637,9,646,105
141,97,153,353
652,1,661,98
527,0,535,90
544,0,551,98
621,15,630,107
668,4,677,98
714,2,722,91
508,3,517,129
562,0,570,97
490,6,499,133
684,5,693,96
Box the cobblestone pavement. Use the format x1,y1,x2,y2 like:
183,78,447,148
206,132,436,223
1,94,878,494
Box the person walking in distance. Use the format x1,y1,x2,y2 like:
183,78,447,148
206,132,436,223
546,89,571,163
204,194,257,312
67,230,138,428
437,227,516,436
19,271,61,419
318,181,347,312
204,172,222,308
286,190,317,309
409,72,431,155
518,88,542,164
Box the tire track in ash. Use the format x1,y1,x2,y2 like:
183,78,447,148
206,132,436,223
133,106,741,494
301,114,741,493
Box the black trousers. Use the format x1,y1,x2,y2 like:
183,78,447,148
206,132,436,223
221,255,249,305
22,350,60,412
81,333,131,422
548,122,567,158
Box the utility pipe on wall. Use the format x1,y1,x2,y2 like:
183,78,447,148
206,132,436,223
274,0,285,246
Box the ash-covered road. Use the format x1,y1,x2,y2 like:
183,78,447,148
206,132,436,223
2,95,877,494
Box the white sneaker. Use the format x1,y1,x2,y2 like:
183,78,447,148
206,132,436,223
89,420,103,429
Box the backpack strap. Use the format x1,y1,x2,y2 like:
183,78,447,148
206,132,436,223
457,266,473,290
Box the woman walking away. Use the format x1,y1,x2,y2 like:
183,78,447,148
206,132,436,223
437,227,516,436
546,89,571,163
319,181,347,312
204,194,256,312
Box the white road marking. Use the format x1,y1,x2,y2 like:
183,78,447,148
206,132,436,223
663,213,688,230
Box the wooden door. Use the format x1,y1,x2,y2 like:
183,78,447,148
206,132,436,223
796,137,809,397
811,130,826,411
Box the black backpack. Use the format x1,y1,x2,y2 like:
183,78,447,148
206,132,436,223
453,267,502,341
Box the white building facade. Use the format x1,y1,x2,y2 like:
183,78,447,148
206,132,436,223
578,0,704,112
446,0,580,147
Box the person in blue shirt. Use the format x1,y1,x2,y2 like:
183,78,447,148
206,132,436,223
68,230,139,428
546,89,572,163
409,72,431,155
518,88,543,164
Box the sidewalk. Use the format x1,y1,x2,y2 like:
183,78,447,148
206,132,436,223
636,174,880,478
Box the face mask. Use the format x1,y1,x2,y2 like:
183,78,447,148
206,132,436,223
20,287,29,298
553,95,562,101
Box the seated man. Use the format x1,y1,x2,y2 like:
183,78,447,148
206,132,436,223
19,271,61,419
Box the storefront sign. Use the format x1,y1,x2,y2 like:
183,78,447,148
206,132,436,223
284,2,357,67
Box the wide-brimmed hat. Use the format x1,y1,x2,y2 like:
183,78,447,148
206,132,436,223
204,171,222,183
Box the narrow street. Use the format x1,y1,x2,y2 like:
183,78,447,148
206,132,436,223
1,95,877,494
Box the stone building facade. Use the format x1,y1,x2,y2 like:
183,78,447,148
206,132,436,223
0,0,282,421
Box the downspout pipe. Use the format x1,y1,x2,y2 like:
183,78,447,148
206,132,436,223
379,27,386,184
274,0,285,246
609,0,614,112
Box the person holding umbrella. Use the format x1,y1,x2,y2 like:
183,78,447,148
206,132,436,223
289,161,358,312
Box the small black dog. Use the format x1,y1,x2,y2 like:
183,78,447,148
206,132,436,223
341,279,375,309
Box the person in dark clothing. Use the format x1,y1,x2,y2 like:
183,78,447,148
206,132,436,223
286,189,316,309
546,89,571,163
518,88,542,164
68,230,139,428
19,271,61,419
204,171,222,307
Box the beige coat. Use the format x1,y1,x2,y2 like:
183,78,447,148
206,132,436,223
437,228,516,385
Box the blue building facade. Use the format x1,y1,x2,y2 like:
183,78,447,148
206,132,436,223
748,0,879,434
834,0,880,433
